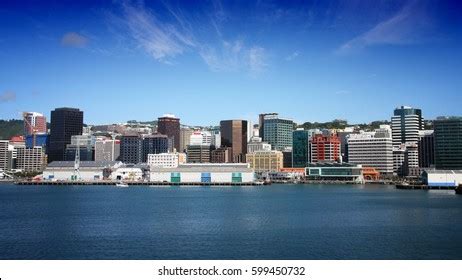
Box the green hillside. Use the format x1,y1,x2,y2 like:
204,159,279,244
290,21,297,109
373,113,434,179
0,119,24,140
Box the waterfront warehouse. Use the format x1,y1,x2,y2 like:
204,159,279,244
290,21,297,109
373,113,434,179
43,161,122,181
149,163,255,183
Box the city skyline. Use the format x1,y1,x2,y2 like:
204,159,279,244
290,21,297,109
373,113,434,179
1,0,461,125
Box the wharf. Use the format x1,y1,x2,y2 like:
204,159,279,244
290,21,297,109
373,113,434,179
396,184,428,190
14,181,267,187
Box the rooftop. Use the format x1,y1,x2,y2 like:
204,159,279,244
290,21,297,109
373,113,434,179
424,170,462,174
151,163,252,173
307,162,362,168
47,161,121,168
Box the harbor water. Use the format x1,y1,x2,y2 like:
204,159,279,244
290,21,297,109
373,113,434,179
0,184,461,260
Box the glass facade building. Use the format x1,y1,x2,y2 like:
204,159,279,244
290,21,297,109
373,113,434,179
418,130,435,168
220,120,248,163
48,108,83,162
292,130,310,168
434,117,462,170
263,117,294,151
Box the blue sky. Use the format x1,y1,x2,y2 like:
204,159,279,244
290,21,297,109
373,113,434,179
0,0,461,126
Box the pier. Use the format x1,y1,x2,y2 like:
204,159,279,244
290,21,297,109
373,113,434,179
396,184,429,190
14,180,268,187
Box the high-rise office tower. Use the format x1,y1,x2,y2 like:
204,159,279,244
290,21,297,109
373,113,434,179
23,112,47,136
434,117,462,170
186,145,212,163
263,115,295,151
180,127,193,153
220,120,248,163
48,107,83,162
211,147,232,163
292,129,310,168
347,126,394,176
157,114,180,152
142,134,169,162
418,130,435,169
391,106,424,146
120,134,143,164
259,113,278,142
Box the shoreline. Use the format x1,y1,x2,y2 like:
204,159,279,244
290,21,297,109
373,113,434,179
6,180,461,194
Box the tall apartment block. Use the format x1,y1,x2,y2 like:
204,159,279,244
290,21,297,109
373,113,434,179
15,146,46,172
95,139,120,162
0,140,10,171
23,112,47,136
120,134,143,164
142,134,169,162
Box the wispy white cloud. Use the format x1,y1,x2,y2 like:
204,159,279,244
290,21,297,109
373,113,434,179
110,1,268,75
199,41,267,76
121,2,195,63
0,91,16,103
61,32,89,48
336,1,431,54
285,51,300,61
248,46,267,76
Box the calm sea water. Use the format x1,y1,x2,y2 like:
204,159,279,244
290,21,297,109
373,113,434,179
0,184,461,260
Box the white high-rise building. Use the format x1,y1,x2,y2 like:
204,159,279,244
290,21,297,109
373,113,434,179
0,140,9,171
391,106,424,146
391,106,424,177
211,130,221,148
95,139,121,162
347,125,393,175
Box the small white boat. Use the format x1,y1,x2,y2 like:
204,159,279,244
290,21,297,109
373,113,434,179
116,182,129,188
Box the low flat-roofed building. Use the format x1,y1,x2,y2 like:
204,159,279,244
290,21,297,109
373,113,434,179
43,161,122,181
147,152,186,168
150,163,255,183
422,170,462,188
110,164,147,181
306,162,364,182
